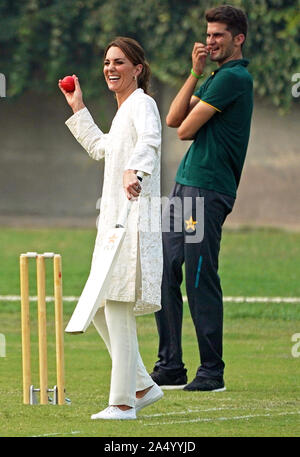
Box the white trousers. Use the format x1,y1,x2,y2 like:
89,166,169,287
93,300,154,407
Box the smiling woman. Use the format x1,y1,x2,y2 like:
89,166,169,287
104,36,151,106
58,36,163,421
103,47,142,106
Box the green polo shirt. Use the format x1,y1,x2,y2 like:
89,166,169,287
175,59,253,198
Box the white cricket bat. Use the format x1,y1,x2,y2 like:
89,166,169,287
65,172,143,334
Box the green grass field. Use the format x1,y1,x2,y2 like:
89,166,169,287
0,226,300,438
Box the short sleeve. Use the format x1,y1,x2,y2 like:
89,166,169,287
201,71,247,112
194,84,205,100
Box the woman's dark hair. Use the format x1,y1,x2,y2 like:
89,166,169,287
104,37,151,94
205,5,248,41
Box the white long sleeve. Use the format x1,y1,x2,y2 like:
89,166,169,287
125,96,161,174
65,107,107,161
64,89,162,314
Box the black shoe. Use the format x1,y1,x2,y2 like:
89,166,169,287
183,376,226,392
150,367,187,390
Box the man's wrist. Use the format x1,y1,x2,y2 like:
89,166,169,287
191,68,204,79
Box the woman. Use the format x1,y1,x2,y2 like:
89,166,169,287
59,37,163,420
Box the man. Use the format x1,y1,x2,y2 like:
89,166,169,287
151,5,253,391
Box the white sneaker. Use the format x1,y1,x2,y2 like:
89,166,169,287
91,406,137,420
135,383,164,412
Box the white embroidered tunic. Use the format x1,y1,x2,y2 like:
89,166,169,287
65,89,163,315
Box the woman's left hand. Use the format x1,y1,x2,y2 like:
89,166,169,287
123,170,142,200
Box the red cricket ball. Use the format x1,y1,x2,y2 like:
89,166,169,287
61,76,75,92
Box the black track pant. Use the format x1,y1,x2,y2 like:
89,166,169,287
154,184,235,379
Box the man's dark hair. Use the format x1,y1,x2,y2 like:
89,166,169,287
205,5,248,40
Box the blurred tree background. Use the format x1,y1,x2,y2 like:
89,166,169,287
0,0,299,111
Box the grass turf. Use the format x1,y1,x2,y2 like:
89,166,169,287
0,226,299,437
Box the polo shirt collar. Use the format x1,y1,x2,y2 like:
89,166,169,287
212,59,250,75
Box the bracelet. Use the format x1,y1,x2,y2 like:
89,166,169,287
191,68,203,79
